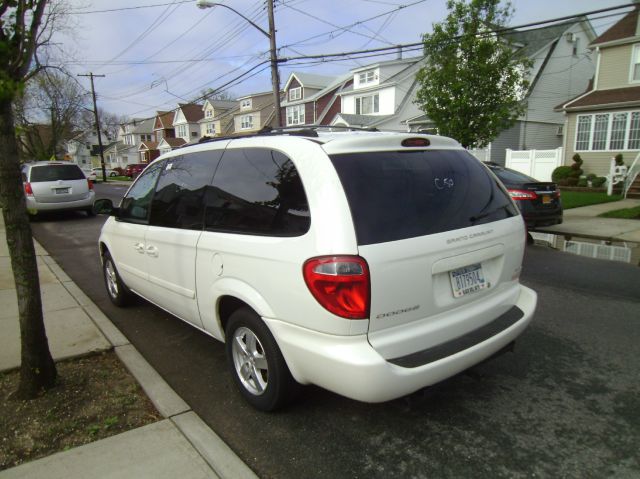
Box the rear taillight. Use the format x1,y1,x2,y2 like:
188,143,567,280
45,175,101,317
303,256,370,319
88,179,94,190
24,182,33,195
508,189,537,200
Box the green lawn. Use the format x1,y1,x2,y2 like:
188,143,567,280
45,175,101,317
561,191,622,209
599,206,640,219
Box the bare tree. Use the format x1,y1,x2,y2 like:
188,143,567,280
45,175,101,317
79,107,127,143
0,0,59,398
14,70,89,160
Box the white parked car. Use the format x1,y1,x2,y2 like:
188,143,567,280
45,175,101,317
81,167,97,182
22,161,96,216
92,167,118,179
95,129,537,411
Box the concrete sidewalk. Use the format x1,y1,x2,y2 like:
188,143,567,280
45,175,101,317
535,198,640,243
0,214,257,479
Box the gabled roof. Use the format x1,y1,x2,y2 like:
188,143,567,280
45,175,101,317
590,8,638,47
350,56,421,74
559,85,640,111
503,22,576,57
283,72,336,91
202,99,237,111
121,117,154,134
282,73,352,107
158,137,187,148
139,141,159,151
177,103,204,123
155,111,174,129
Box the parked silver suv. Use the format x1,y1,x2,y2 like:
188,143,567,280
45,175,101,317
22,161,96,216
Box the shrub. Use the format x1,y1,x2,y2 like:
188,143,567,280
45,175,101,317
566,176,579,186
577,178,588,187
591,176,606,187
586,173,597,181
552,166,573,182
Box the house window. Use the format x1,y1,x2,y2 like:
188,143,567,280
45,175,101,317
206,122,215,135
358,70,376,85
631,44,640,82
575,111,640,151
241,115,254,130
205,109,213,118
177,124,188,138
289,87,302,101
355,94,379,115
286,105,305,126
241,99,252,110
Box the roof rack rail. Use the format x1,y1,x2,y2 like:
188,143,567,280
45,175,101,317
258,125,380,136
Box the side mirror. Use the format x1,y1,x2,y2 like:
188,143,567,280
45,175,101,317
93,198,118,216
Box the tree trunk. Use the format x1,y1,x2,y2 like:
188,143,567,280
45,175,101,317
0,98,57,398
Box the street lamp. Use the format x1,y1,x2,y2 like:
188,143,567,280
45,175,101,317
196,0,282,127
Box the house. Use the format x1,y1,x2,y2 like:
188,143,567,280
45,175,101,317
118,118,154,149
557,7,640,178
332,56,425,131
65,130,111,167
173,103,204,144
232,91,278,134
199,99,237,138
280,72,352,126
153,110,175,143
103,141,135,170
158,137,187,156
404,20,597,165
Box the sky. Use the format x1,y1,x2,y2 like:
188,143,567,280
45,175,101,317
50,0,634,119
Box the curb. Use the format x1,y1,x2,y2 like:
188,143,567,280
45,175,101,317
49,248,258,479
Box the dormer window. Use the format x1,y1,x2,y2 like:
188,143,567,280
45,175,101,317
289,87,302,101
205,109,213,118
358,70,376,85
631,44,640,82
241,99,252,110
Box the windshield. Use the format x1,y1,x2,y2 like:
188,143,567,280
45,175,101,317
329,149,518,245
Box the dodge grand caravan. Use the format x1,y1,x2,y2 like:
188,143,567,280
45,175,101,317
95,129,537,411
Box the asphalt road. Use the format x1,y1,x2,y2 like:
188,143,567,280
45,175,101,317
29,182,640,478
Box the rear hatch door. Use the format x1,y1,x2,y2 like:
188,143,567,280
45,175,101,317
29,164,89,203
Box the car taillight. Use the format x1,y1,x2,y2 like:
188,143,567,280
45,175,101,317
508,189,537,200
303,256,370,319
24,182,33,195
88,179,94,190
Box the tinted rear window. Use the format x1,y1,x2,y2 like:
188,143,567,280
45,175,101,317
329,150,518,245
489,167,537,184
29,165,85,182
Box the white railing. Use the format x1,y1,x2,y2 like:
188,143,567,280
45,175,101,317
564,241,632,263
607,157,628,196
623,151,640,198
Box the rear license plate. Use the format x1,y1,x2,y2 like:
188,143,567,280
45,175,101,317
450,263,487,297
541,195,552,204
54,188,70,194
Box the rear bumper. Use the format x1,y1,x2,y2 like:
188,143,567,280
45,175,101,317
266,285,536,403
26,192,95,213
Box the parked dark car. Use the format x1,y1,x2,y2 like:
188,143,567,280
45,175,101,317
124,163,147,178
484,163,563,228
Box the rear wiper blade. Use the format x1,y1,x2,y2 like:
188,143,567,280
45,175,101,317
470,204,512,223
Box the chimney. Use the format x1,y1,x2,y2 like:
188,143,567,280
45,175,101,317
397,45,403,60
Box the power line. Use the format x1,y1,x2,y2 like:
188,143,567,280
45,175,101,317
68,0,194,15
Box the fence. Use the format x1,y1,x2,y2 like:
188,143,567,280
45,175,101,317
505,147,563,181
468,146,491,163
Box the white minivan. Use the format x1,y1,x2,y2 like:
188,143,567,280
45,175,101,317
95,129,537,411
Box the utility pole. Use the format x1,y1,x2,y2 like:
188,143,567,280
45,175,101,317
78,73,107,182
49,106,56,160
266,0,282,127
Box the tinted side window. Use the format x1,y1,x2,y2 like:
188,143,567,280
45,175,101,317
329,150,518,245
118,161,165,224
30,165,85,182
204,148,310,236
149,151,222,229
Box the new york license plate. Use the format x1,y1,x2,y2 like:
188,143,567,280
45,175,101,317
450,263,487,297
54,188,70,194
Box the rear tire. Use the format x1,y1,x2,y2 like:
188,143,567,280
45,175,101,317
225,307,298,411
103,251,133,306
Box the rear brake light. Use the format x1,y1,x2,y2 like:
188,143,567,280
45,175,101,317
88,179,94,190
508,189,537,200
303,256,370,319
401,138,430,147
24,182,33,195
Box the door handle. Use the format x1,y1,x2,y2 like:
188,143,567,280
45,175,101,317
134,242,145,254
146,245,159,258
